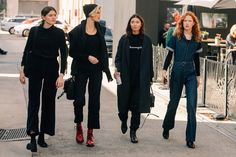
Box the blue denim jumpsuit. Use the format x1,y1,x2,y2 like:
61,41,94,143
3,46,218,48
162,35,202,142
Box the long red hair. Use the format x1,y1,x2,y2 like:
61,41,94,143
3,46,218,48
174,11,201,42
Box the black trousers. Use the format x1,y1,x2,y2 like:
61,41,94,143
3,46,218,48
118,85,140,131
73,69,102,129
27,56,58,136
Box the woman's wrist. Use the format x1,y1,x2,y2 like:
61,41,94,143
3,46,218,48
20,66,24,73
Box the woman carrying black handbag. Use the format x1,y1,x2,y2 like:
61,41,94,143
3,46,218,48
114,14,154,143
68,4,112,147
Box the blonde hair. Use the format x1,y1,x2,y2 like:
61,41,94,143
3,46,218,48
89,6,101,16
230,24,236,36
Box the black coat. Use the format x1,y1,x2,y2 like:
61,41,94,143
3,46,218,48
115,34,154,113
68,20,112,81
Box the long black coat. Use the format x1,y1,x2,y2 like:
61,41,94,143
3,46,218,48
115,34,154,113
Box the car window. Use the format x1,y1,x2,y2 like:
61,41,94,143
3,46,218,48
14,19,25,23
105,28,112,36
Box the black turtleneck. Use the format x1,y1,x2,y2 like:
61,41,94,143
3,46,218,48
21,25,68,74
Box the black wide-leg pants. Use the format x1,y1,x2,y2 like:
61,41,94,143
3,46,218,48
27,56,59,136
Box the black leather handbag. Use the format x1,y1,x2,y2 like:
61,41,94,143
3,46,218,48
57,76,75,100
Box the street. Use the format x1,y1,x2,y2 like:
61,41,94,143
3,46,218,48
0,31,236,157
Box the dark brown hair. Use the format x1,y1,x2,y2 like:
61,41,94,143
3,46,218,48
126,14,144,36
41,6,57,16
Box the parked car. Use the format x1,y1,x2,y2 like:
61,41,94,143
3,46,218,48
22,17,40,24
105,27,113,58
14,19,65,37
98,20,113,57
0,17,26,34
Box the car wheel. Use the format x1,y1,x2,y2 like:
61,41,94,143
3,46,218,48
22,29,30,37
9,27,15,34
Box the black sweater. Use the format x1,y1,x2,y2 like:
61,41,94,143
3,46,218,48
129,34,143,85
68,20,112,81
21,25,68,74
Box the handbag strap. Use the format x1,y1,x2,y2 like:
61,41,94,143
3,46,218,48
31,27,38,52
150,85,154,94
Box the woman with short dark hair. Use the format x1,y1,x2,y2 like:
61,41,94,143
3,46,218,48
19,6,68,152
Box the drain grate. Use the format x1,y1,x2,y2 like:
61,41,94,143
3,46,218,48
0,128,29,141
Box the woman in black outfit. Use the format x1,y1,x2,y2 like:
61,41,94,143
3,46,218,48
68,4,112,147
19,6,67,152
114,14,153,143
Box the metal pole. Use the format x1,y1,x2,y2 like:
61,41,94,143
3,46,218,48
201,58,207,107
224,49,234,117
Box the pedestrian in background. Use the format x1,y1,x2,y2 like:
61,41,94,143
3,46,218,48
19,6,68,152
0,48,7,55
158,22,170,48
226,24,236,64
68,4,112,147
162,11,202,149
114,14,154,143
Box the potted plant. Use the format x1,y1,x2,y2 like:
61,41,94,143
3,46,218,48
201,31,209,39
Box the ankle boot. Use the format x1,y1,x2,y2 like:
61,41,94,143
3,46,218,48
26,135,37,152
162,129,169,140
86,129,94,147
130,130,138,143
76,123,84,143
121,121,128,134
38,133,48,148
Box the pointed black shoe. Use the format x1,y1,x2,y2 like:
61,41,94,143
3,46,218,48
186,141,195,149
130,130,138,143
38,134,48,148
121,121,128,134
26,140,37,152
162,129,169,139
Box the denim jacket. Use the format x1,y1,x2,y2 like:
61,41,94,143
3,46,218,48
166,35,202,63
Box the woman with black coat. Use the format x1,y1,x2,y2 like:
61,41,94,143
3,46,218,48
68,4,112,147
19,6,68,152
114,14,154,143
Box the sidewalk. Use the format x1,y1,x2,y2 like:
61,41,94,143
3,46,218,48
0,35,236,156
103,61,236,143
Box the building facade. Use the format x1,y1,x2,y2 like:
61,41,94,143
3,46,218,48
5,0,59,17
58,0,94,27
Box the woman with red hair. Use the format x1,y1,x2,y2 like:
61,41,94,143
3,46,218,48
162,11,202,149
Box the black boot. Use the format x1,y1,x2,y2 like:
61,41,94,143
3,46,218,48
162,129,169,139
26,135,37,152
186,141,195,149
130,130,138,143
38,133,48,148
121,121,128,134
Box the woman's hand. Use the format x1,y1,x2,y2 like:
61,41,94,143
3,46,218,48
113,71,120,80
56,74,64,89
19,67,26,84
88,55,99,64
162,70,168,84
197,76,200,87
